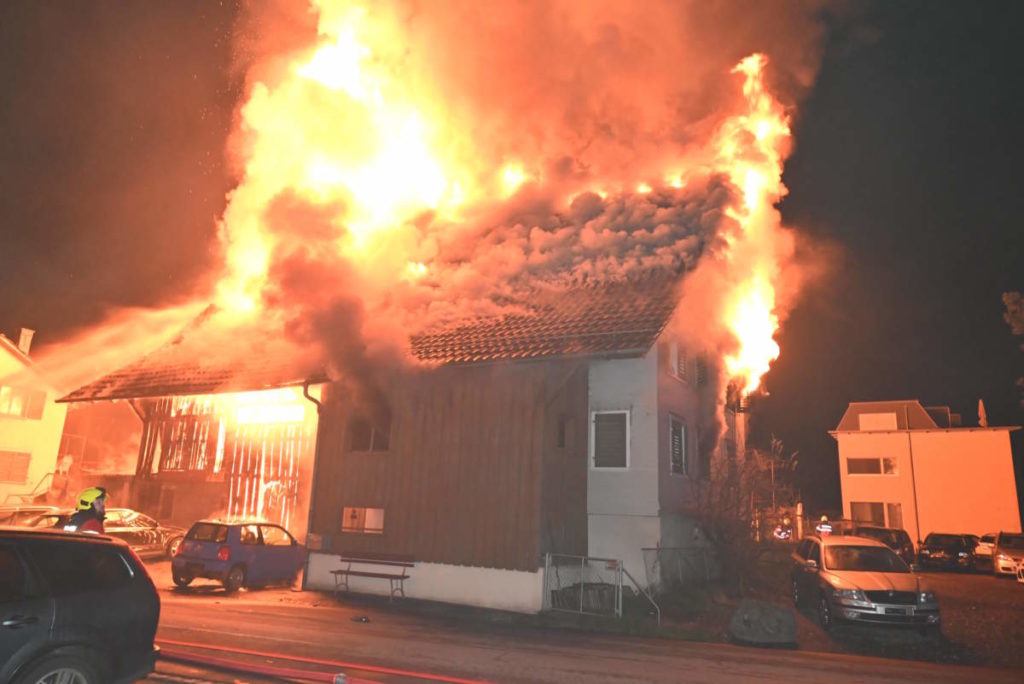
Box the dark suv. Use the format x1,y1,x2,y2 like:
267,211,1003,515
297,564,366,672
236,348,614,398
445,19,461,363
0,527,160,683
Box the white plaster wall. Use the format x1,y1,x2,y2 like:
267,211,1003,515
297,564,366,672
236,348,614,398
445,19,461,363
587,350,658,517
306,552,544,613
587,513,660,587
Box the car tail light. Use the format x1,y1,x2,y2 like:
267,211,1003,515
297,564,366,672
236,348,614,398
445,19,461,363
218,545,231,562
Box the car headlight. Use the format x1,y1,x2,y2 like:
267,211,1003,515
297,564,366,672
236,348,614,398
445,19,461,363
833,589,867,602
997,553,1012,562
957,551,969,558
920,549,930,555
918,591,936,604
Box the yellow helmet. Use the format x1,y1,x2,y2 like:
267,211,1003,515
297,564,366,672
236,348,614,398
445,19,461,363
76,486,107,511
820,515,828,523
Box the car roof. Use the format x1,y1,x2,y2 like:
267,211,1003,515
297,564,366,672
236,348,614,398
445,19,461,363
0,526,130,547
818,534,888,548
192,519,278,527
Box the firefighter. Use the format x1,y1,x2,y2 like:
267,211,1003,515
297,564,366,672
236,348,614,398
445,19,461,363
815,514,833,537
773,516,794,541
62,486,107,534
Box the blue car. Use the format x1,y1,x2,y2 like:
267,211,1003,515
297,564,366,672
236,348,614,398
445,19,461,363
171,520,306,592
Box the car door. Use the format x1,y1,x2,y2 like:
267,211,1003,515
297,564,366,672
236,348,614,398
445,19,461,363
236,524,264,582
803,541,823,596
0,541,55,679
258,525,301,582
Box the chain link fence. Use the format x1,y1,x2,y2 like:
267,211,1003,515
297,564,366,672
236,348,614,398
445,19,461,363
641,546,719,594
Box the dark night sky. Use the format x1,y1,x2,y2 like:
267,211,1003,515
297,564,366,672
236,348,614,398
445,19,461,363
1,1,1022,512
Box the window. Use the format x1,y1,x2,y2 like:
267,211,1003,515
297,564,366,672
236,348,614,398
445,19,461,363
0,451,31,484
695,356,709,388
239,524,261,545
669,416,686,475
591,411,628,469
886,503,904,529
24,542,133,595
669,342,689,382
260,525,293,547
846,457,897,475
187,523,228,543
0,545,28,603
0,386,46,420
349,417,390,452
850,501,886,525
342,507,384,534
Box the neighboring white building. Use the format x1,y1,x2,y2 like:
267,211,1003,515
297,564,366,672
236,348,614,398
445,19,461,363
0,330,68,505
830,400,1021,543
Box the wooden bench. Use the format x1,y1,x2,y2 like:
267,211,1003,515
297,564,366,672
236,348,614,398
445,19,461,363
331,553,415,601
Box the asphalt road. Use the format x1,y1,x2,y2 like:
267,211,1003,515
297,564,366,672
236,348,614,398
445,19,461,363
143,561,1020,684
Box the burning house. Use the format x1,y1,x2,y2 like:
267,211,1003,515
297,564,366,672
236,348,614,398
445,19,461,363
302,275,745,611
54,1,813,612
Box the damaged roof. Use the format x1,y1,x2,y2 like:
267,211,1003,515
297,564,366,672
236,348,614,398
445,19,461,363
411,275,679,364
61,275,680,402
58,309,328,403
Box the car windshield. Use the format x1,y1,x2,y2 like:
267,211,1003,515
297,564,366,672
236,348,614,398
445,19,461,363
825,545,910,573
856,528,896,546
999,534,1024,550
187,523,228,543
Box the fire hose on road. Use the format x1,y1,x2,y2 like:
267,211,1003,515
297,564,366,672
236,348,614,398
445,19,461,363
156,638,491,684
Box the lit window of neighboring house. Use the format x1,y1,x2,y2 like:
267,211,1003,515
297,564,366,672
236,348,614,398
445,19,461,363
0,386,46,420
342,506,384,534
846,457,897,475
591,410,629,469
0,450,31,484
669,415,687,475
349,417,391,452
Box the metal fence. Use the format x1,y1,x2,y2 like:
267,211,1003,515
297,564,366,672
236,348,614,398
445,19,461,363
641,546,719,594
542,553,624,617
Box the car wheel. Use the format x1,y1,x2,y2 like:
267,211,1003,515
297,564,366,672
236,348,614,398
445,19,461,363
791,579,800,607
173,573,193,587
13,652,103,684
167,536,184,559
224,564,246,593
817,595,833,632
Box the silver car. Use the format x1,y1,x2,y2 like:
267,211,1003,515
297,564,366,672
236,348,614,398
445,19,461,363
992,532,1024,576
792,535,940,634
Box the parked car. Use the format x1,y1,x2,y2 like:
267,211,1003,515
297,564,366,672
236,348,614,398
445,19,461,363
992,531,1024,577
840,525,915,565
973,533,996,569
791,534,940,634
917,533,977,571
172,519,306,592
46,507,187,559
0,505,61,527
0,526,159,683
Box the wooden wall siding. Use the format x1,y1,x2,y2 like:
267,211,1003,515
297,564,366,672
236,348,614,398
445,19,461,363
134,396,315,534
538,363,589,558
310,362,585,572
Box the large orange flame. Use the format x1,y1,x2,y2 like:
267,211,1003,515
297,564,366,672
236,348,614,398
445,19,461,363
717,54,791,395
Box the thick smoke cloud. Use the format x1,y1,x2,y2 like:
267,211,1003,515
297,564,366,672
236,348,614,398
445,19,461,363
215,0,829,397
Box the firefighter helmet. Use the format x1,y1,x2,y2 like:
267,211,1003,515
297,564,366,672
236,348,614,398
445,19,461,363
76,486,107,511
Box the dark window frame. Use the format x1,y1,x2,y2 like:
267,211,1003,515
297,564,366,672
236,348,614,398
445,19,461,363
591,410,629,469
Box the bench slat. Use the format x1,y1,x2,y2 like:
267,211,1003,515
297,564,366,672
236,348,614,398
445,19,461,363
338,557,414,568
332,570,407,580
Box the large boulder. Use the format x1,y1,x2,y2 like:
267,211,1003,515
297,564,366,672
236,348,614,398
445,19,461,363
729,599,797,646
